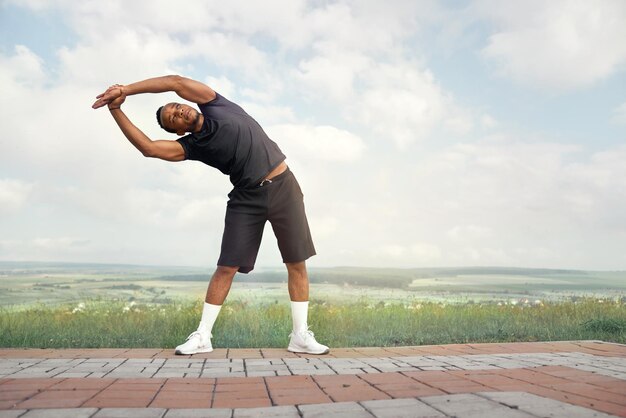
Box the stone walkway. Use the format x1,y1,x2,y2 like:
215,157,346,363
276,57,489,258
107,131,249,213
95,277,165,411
0,340,624,417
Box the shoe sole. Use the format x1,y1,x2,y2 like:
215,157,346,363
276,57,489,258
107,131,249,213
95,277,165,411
175,347,213,355
287,346,330,355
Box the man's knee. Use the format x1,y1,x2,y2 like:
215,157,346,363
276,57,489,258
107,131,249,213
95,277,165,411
286,261,307,277
214,265,239,279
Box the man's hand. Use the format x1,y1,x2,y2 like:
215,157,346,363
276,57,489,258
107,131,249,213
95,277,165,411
92,84,125,109
107,91,126,109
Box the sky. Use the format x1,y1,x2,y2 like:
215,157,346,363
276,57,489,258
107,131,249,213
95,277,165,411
0,0,625,271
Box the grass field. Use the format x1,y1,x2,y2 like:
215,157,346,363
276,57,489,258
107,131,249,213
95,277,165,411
2,262,624,348
1,298,624,348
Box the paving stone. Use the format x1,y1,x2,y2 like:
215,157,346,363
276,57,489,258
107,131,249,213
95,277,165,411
420,393,516,417
246,365,289,372
329,368,365,375
246,371,278,377
275,370,292,376
0,411,27,418
20,409,98,418
233,405,300,417
37,359,83,365
246,360,273,366
456,364,501,370
123,359,155,364
188,364,205,369
477,391,617,418
153,372,187,378
92,408,166,418
202,371,246,378
283,359,318,365
1,341,625,418
289,368,336,375
54,372,92,378
72,364,109,370
103,372,147,378
299,401,374,418
164,409,232,418
360,398,446,418
9,350,626,379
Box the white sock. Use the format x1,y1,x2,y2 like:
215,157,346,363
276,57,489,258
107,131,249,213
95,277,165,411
290,301,309,332
198,302,222,336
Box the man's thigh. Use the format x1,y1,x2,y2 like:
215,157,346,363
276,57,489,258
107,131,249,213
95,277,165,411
268,173,316,263
218,188,268,274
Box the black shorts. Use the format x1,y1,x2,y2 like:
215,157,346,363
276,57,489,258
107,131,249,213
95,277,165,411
217,168,316,273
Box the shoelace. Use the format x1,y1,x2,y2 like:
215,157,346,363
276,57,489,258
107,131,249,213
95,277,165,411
290,327,315,340
185,331,202,341
185,330,212,341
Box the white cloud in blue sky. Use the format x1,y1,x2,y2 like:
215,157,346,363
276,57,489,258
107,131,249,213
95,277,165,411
0,0,625,270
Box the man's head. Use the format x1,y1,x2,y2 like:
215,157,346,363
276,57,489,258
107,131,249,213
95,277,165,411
156,102,202,135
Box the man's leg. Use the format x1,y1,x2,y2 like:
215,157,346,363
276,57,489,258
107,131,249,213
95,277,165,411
175,265,238,355
287,261,310,334
265,171,327,354
205,265,239,304
286,261,329,354
198,265,238,337
286,261,309,302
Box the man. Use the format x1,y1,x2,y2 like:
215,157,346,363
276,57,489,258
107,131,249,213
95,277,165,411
92,75,328,355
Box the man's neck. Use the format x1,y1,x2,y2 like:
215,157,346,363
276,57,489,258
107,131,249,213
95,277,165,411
192,114,205,133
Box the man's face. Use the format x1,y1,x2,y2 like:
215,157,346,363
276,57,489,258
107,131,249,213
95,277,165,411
161,102,201,135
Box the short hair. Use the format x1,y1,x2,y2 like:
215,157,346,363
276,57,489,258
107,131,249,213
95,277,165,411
156,106,176,134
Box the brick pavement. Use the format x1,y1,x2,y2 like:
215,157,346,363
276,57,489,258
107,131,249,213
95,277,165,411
0,340,624,417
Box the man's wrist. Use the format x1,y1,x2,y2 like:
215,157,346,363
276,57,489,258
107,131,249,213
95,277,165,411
109,106,121,111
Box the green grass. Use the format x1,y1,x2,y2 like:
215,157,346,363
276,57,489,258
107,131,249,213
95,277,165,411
1,298,624,348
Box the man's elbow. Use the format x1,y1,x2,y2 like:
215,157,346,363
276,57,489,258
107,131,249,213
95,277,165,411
141,145,158,158
167,74,185,90
141,147,181,162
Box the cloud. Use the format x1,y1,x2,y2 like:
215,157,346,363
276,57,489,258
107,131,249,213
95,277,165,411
407,139,626,268
33,237,90,250
356,63,455,146
268,124,365,162
480,114,498,129
447,225,493,242
477,0,626,90
296,51,471,147
0,45,45,87
0,237,91,262
370,243,443,265
296,45,370,102
1,0,625,270
0,179,34,214
611,101,626,125
305,137,626,269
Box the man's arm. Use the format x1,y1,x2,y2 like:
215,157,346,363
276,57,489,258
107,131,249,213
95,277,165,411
92,75,216,109
106,95,185,162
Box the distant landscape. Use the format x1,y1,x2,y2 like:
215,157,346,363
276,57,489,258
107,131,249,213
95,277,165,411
1,261,624,307
1,261,624,348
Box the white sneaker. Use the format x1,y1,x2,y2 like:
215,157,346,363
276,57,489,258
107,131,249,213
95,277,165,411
288,327,329,355
175,331,213,355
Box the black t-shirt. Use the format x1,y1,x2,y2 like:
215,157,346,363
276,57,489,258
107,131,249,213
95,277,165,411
176,93,286,188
